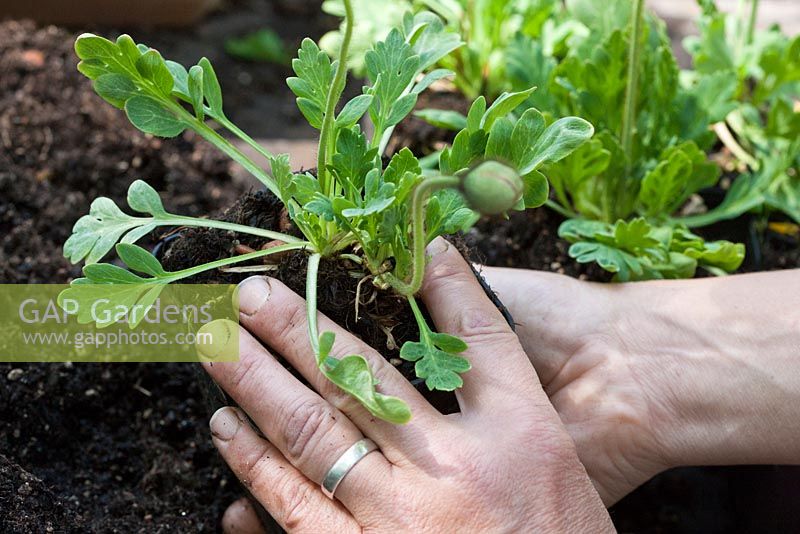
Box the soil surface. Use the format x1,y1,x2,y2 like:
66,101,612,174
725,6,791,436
0,18,250,533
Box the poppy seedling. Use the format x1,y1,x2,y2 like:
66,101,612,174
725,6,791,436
60,1,593,423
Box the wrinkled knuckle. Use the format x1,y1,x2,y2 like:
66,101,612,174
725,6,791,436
244,446,276,492
282,398,339,463
271,302,307,345
227,350,264,395
276,477,316,531
458,308,516,346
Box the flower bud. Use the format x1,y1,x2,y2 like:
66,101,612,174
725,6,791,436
460,161,524,215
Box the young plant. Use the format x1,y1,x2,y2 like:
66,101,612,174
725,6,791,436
60,4,593,422
408,0,746,280
678,0,800,227
320,0,575,102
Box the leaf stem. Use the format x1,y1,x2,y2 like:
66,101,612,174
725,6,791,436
407,296,432,343
167,102,281,196
167,216,304,243
306,252,322,357
317,0,354,196
160,242,310,283
746,0,760,49
215,114,276,163
545,199,579,219
620,0,645,173
386,174,460,296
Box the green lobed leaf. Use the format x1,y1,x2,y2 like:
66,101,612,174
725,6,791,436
544,138,611,212
124,95,186,138
518,115,595,174
400,335,471,391
127,179,167,216
638,151,693,217
188,65,205,121
522,170,549,209
319,331,411,424
116,244,167,277
93,73,139,109
63,198,139,264
135,50,174,96
198,57,223,114
481,87,537,131
335,94,374,128
287,38,334,129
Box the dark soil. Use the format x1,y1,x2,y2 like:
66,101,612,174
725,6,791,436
0,19,249,533
0,20,244,284
467,208,613,280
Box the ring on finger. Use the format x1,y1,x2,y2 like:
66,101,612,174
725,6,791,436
321,438,379,499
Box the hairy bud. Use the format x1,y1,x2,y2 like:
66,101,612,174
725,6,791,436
460,161,524,215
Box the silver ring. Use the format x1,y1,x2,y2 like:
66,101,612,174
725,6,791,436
321,438,379,499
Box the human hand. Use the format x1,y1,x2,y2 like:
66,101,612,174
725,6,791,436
482,267,800,506
201,239,613,533
480,267,671,506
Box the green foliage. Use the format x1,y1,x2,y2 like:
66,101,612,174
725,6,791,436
402,298,470,391
318,332,412,424
560,218,744,281
225,29,288,64
66,6,592,424
683,0,800,225
320,0,571,101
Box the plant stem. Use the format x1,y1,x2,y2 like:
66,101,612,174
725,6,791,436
317,0,354,196
620,0,645,172
305,252,322,357
713,121,759,170
746,0,760,47
407,296,432,340
386,174,460,296
160,242,310,283
168,103,281,196
545,199,578,219
215,114,276,163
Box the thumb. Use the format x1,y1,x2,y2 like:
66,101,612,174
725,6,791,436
478,266,607,388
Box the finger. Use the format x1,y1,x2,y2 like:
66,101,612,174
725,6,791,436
236,276,442,457
201,327,390,514
210,407,360,533
420,238,542,412
222,498,266,534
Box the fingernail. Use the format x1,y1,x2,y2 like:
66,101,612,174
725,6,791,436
196,319,239,361
237,276,271,317
427,237,450,257
210,406,243,442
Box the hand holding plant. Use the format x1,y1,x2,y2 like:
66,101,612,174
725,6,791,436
61,2,593,423
203,240,615,532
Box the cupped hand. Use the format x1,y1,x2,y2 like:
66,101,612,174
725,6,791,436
480,267,673,506
201,239,613,533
